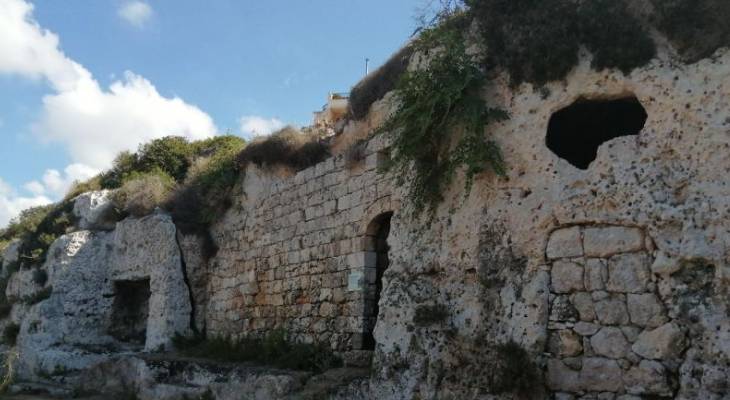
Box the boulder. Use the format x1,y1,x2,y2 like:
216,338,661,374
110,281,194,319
73,190,117,230
632,323,686,360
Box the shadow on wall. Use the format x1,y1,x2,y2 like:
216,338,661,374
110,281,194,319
362,211,393,350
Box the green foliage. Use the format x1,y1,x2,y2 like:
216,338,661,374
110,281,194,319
380,15,508,214
100,136,195,189
237,127,330,171
651,0,730,63
2,324,19,346
492,341,542,395
467,0,655,86
168,135,246,237
413,304,449,326
15,201,76,268
23,286,52,305
174,329,341,373
0,205,54,246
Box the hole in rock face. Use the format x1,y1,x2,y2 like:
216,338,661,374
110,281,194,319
546,96,647,169
109,279,151,345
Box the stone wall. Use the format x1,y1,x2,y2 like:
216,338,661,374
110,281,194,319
207,135,397,351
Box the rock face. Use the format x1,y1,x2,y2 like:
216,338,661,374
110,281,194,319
72,190,116,230
11,213,192,382
3,30,730,400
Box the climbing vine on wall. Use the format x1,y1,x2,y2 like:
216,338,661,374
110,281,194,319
380,14,508,215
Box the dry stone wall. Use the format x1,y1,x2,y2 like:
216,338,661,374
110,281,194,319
207,135,397,351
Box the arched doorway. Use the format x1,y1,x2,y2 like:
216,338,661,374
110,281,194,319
362,211,393,350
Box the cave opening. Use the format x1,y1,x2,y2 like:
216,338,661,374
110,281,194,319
362,211,393,350
546,96,647,169
109,279,151,346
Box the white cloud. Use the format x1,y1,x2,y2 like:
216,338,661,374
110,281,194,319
0,0,218,226
0,177,52,228
239,116,285,139
24,163,99,198
118,1,153,28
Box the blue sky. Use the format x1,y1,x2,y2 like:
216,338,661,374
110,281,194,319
0,0,423,226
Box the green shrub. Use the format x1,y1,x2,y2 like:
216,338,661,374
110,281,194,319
15,201,76,268
174,329,341,373
113,169,176,218
379,14,508,214
0,205,54,246
237,127,330,171
349,45,415,120
168,136,246,235
2,324,19,346
136,136,195,182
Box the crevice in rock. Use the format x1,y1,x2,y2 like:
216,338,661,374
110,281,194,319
175,231,198,335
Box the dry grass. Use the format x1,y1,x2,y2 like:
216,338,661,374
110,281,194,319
237,126,330,171
113,170,176,218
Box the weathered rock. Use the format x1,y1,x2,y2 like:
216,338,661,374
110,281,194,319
632,323,686,360
547,227,583,259
624,360,671,396
551,295,579,322
650,251,681,276
626,293,667,328
552,260,585,293
548,359,582,393
1,240,21,277
607,253,651,293
73,190,117,230
584,258,608,291
594,296,629,325
549,329,583,357
574,322,601,336
571,292,596,322
590,327,630,359
583,227,643,258
579,358,623,392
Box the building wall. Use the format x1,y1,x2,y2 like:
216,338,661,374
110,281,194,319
207,135,397,350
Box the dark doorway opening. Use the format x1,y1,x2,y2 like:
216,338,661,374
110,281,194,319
109,279,151,345
362,212,393,350
546,96,647,169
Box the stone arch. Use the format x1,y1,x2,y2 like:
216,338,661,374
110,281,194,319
361,211,393,350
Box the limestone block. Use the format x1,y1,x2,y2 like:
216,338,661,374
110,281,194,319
573,322,601,336
584,258,608,291
594,296,629,325
552,261,585,293
578,358,624,392
607,253,651,293
590,327,630,359
632,323,686,360
549,329,583,357
626,293,667,328
547,359,582,392
583,227,643,257
571,292,595,321
624,360,671,396
547,227,583,259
